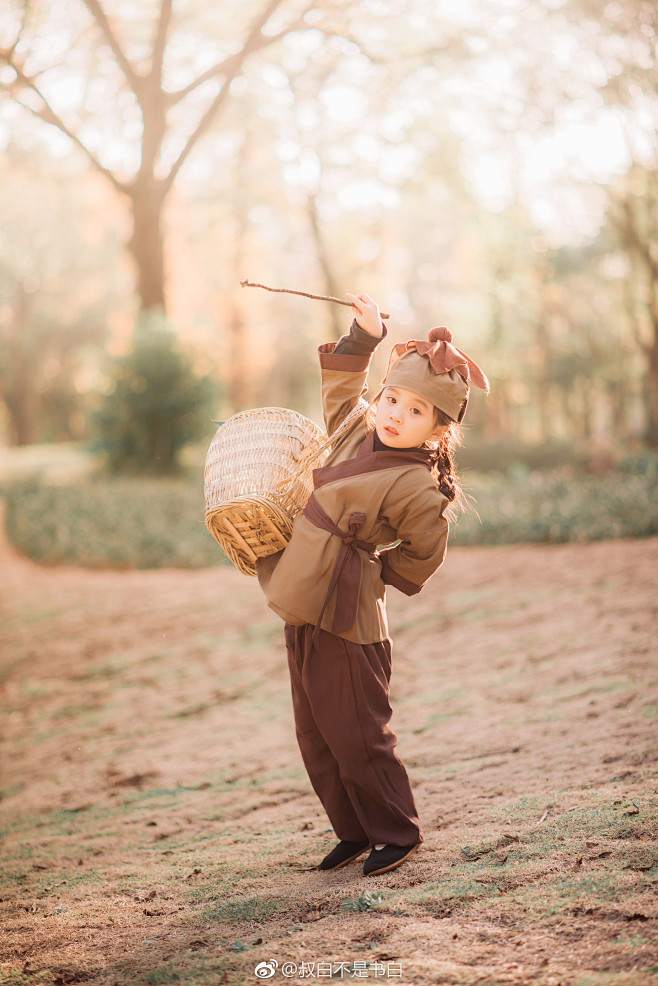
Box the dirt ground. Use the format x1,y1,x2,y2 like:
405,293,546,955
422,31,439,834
1,516,657,986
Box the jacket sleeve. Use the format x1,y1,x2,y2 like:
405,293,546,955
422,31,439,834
319,320,387,436
379,482,449,595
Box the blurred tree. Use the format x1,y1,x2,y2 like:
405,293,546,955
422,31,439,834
2,280,34,445
0,0,320,312
4,0,655,458
0,0,471,315
0,0,477,430
607,163,658,444
90,313,216,473
0,146,122,445
553,0,658,442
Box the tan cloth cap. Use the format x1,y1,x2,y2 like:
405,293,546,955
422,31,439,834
384,326,490,422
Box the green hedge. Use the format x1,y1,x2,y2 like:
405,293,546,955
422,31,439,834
2,463,658,569
451,467,658,546
2,476,224,569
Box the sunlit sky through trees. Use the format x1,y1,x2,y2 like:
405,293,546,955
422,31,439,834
1,0,657,446
0,0,649,243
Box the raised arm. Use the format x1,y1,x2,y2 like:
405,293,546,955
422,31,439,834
318,292,387,435
345,293,384,340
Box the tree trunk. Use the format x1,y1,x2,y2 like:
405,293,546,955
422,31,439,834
307,194,343,339
646,320,658,446
6,285,37,446
534,322,553,444
129,186,166,312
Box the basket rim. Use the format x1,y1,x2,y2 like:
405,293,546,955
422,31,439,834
211,406,324,430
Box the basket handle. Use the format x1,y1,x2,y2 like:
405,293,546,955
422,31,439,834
278,401,368,493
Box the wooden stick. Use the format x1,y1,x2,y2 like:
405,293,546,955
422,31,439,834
240,279,390,319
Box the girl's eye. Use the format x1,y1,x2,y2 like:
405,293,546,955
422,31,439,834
411,408,421,415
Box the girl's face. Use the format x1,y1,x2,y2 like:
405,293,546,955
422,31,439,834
375,386,445,448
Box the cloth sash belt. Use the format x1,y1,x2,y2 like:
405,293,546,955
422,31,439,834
303,493,378,645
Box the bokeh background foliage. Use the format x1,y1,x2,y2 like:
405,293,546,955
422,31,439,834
0,0,657,564
3,450,658,568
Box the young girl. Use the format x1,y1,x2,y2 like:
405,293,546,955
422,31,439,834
256,292,489,877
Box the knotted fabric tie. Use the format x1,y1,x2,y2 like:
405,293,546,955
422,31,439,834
385,325,490,393
303,494,378,646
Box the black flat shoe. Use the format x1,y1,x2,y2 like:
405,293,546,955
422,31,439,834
363,842,420,876
319,839,370,871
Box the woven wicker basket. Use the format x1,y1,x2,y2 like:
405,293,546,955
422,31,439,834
205,405,364,576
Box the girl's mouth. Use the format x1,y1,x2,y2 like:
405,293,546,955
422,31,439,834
384,426,398,436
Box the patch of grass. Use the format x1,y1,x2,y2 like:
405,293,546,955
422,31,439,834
130,953,270,986
574,977,658,986
0,783,25,801
186,868,268,905
412,709,467,733
380,793,658,929
0,969,52,986
400,876,493,917
136,966,182,985
476,793,658,854
341,890,384,912
197,893,294,924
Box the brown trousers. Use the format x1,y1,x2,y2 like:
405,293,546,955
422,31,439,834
284,623,423,847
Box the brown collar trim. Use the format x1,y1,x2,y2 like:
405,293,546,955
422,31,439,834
356,430,376,458
357,429,434,462
313,432,433,489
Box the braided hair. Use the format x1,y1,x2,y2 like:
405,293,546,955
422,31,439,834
427,405,463,508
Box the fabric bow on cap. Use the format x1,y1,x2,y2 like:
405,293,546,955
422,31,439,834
386,326,490,393
383,326,490,422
